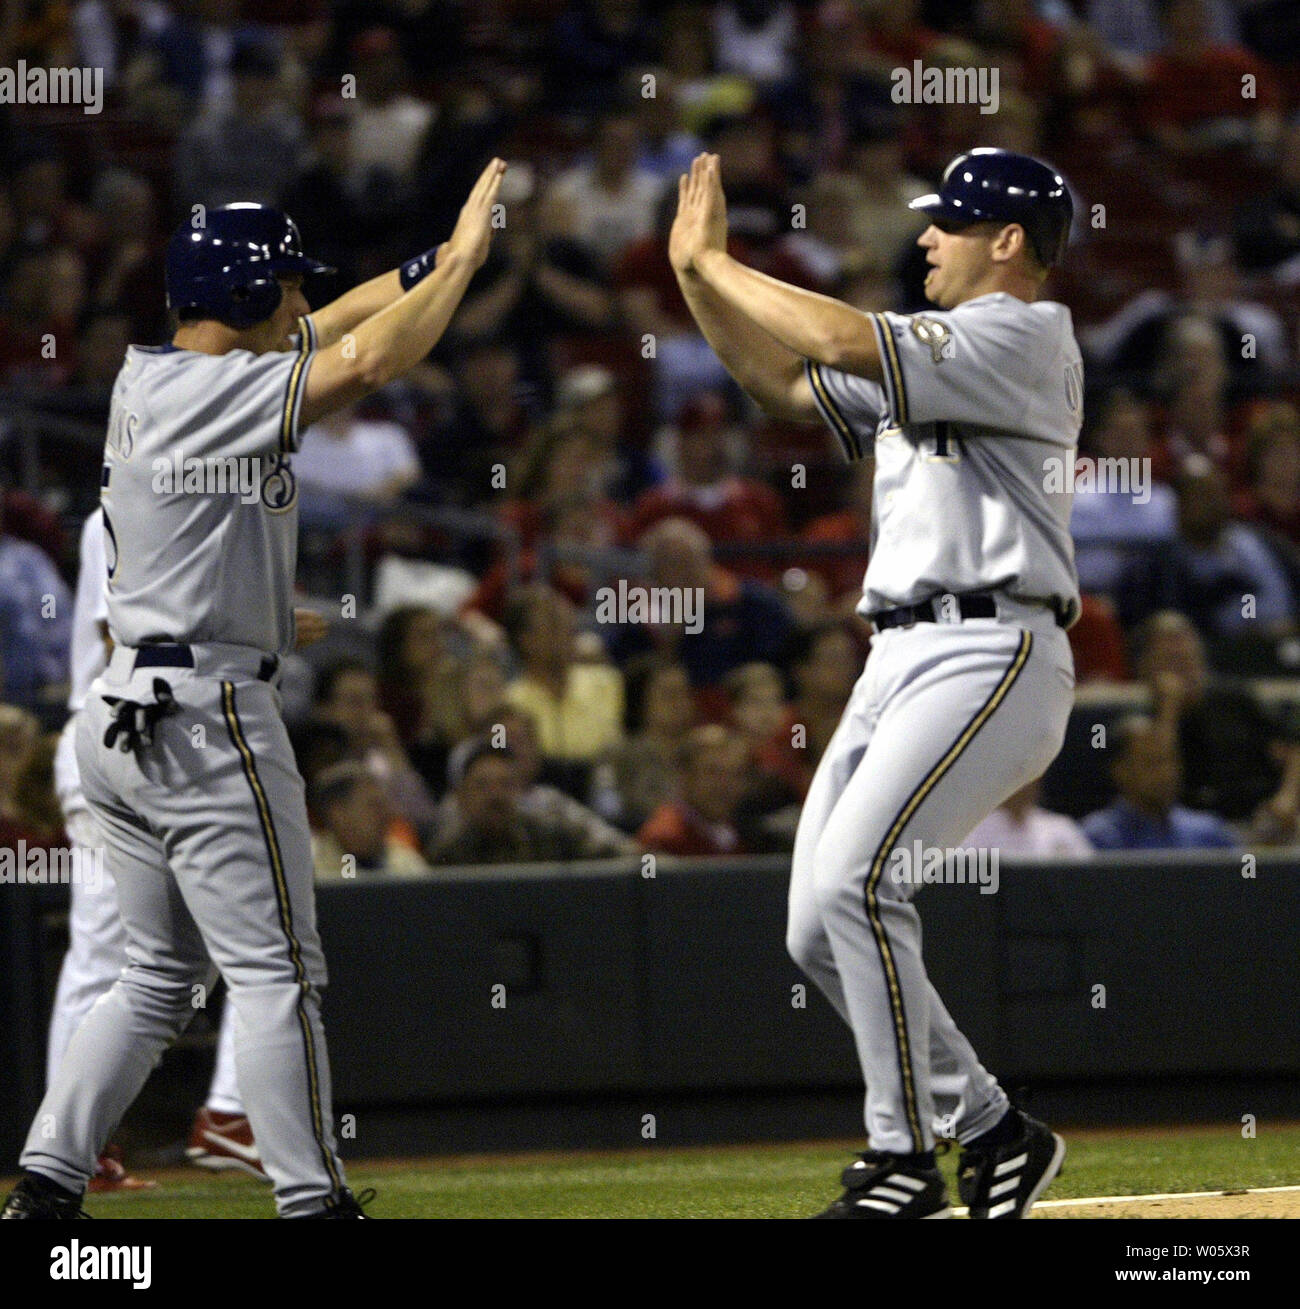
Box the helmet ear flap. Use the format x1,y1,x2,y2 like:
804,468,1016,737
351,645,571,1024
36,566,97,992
225,274,282,328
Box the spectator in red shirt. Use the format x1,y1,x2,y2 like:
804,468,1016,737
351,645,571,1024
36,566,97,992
626,390,787,571
638,723,751,857
800,458,872,607
1142,0,1282,154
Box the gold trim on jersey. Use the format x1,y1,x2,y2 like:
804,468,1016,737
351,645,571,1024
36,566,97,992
862,628,1033,1151
280,320,314,455
221,681,342,1193
870,313,910,426
805,359,862,460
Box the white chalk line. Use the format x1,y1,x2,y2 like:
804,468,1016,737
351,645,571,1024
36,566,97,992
953,1183,1300,1217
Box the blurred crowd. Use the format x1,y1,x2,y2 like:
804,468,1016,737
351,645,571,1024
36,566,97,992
4,0,1300,869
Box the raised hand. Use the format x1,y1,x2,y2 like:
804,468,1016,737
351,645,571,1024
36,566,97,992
669,153,729,275
446,157,508,271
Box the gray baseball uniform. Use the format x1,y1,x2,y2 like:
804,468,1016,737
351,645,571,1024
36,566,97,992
790,292,1082,1154
20,318,345,1216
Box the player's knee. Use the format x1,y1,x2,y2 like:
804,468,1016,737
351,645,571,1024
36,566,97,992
119,958,217,1015
786,913,826,974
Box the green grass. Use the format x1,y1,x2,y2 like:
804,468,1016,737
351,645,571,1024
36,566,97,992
71,1122,1300,1219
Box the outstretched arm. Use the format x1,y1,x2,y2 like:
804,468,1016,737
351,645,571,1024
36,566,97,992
308,267,410,348
671,156,817,421
301,159,506,424
685,154,884,381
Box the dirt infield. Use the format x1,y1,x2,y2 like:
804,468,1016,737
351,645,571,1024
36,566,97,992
1035,1189,1300,1219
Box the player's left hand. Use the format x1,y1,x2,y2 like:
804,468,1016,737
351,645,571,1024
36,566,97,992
294,608,329,649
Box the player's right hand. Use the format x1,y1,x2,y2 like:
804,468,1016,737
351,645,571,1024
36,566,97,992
669,153,728,276
446,157,508,271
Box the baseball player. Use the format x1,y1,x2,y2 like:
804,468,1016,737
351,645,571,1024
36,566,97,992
2,158,507,1220
671,149,1080,1218
48,509,326,1187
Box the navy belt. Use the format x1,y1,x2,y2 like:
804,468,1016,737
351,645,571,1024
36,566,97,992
869,592,999,630
134,644,279,681
870,592,1070,630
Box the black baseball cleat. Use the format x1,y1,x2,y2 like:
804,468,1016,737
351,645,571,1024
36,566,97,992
1,1173,92,1220
958,1110,1065,1218
814,1152,951,1219
300,1186,376,1218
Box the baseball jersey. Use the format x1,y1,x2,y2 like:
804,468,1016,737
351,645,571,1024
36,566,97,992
67,508,109,714
806,292,1083,620
100,317,315,656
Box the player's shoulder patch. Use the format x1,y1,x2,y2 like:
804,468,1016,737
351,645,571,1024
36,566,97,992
908,315,954,364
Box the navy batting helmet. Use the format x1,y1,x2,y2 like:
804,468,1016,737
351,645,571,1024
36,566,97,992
165,203,334,328
909,148,1073,268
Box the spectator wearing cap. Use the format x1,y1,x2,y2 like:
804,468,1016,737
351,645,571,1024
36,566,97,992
963,779,1094,858
554,362,661,499
503,585,625,776
545,109,665,273
311,762,431,881
626,391,787,574
345,27,435,196
638,724,752,857
173,36,304,211
428,741,626,867
435,706,635,855
1082,715,1238,851
605,518,795,713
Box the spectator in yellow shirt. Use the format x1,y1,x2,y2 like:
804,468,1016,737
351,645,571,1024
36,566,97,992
503,584,624,776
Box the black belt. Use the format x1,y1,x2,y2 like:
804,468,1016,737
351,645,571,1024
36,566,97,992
134,644,279,681
870,592,1072,630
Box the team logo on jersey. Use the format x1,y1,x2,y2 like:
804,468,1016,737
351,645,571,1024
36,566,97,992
909,316,954,364
261,455,297,513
